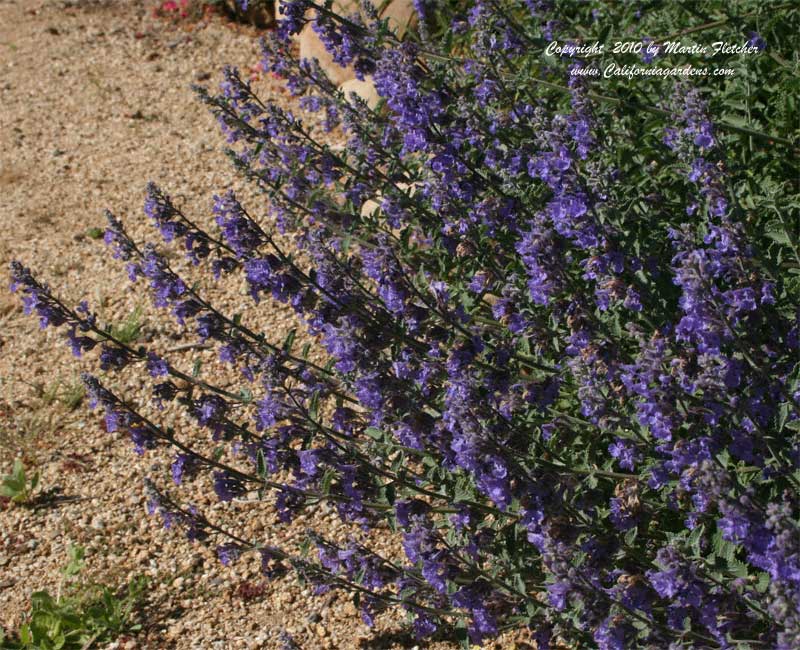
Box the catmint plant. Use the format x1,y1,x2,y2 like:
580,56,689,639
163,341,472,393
10,1,800,648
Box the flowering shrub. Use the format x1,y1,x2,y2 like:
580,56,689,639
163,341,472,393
10,1,800,648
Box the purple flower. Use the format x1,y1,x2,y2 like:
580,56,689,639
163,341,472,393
394,499,431,527
548,581,571,610
593,616,631,650
139,246,187,308
609,439,638,470
99,345,130,371
213,191,264,259
146,352,169,377
171,453,198,485
297,449,323,478
67,327,97,357
194,394,228,427
129,427,155,455
144,183,187,244
213,471,245,502
103,211,137,261
216,543,244,566
255,390,285,431
746,32,766,51
412,611,438,638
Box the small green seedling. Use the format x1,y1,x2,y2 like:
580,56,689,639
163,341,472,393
59,379,85,411
2,545,147,649
1,459,39,504
109,306,143,345
62,544,86,580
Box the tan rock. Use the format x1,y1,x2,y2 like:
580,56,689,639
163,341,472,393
334,0,362,14
298,23,356,86
339,77,380,110
359,180,420,220
360,197,381,218
397,180,418,197
277,0,359,23
379,0,417,38
274,0,290,22
295,0,416,81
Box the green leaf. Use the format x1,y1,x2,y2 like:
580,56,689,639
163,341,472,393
13,459,26,483
384,482,396,505
785,419,800,432
19,624,32,645
0,481,22,497
712,529,736,563
256,449,268,478
687,524,705,557
320,469,335,496
766,229,791,245
454,620,470,650
282,327,297,353
728,558,749,579
64,545,85,578
308,391,320,421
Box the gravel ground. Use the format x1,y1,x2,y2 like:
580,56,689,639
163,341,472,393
0,2,532,649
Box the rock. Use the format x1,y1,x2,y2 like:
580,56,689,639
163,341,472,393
397,181,417,196
298,24,356,87
381,0,417,38
332,0,361,14
277,0,355,41
360,197,380,217
274,1,304,43
338,77,380,110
